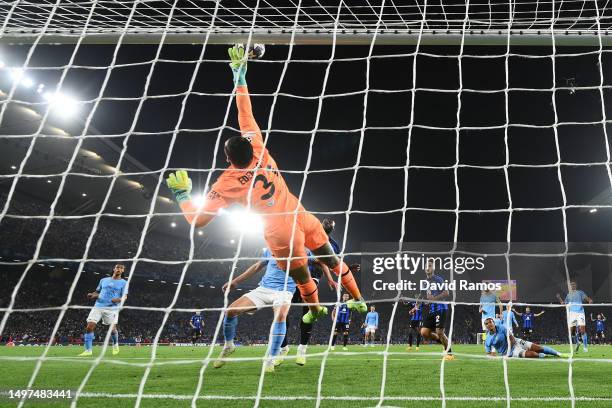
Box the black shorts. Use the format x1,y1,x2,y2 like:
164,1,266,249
422,309,447,330
335,323,350,333
410,320,422,330
523,328,533,335
596,330,605,337
191,328,202,337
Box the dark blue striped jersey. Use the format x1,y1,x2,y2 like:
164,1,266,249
423,274,448,313
410,303,422,321
335,303,351,324
522,312,534,329
329,237,340,255
191,314,203,330
596,319,605,332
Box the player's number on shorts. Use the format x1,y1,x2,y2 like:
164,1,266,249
254,174,275,200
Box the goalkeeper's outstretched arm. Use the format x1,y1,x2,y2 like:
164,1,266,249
166,170,215,228
228,45,262,142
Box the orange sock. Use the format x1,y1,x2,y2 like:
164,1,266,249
296,278,320,307
332,262,362,300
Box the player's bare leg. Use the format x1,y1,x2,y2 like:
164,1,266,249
311,243,367,313
214,296,257,368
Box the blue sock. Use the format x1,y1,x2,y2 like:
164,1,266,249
582,333,588,348
541,346,560,356
575,333,581,346
84,332,94,351
111,332,118,346
269,322,287,358
223,316,238,345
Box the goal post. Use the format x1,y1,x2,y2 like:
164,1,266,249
1,28,612,46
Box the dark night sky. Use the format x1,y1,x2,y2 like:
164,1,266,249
3,41,612,256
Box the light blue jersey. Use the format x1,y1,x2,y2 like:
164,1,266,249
565,290,587,313
485,319,510,355
365,311,379,327
94,277,128,308
480,292,497,319
259,248,301,293
502,310,518,329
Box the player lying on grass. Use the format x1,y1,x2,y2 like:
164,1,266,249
79,264,127,356
214,247,302,373
483,317,567,358
166,45,366,324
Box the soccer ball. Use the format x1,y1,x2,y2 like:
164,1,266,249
236,43,265,60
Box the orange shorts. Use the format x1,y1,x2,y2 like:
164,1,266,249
263,210,328,270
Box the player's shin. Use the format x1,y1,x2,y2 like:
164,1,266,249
84,332,94,351
269,322,286,358
540,345,561,356
295,278,320,313
332,262,362,301
111,331,118,346
223,315,238,347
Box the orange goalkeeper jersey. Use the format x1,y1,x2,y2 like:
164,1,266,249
202,85,300,223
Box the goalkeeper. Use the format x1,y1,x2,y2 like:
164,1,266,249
166,45,367,323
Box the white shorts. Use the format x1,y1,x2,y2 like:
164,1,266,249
244,286,293,310
510,338,533,358
365,325,376,334
567,311,586,328
87,307,119,325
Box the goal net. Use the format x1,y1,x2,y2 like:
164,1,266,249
1,0,612,406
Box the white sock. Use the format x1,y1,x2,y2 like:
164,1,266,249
225,340,234,348
297,344,307,353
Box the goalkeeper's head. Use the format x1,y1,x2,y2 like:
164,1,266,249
225,136,253,168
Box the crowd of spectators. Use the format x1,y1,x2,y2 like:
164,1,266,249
1,194,610,347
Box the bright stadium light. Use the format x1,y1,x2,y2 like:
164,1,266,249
230,239,236,244
81,193,87,197
171,222,177,228
223,208,264,234
191,193,206,208
43,91,79,118
8,68,33,88
10,165,16,170
589,208,598,214
197,230,203,236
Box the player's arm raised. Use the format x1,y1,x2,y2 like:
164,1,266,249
222,261,265,292
228,45,262,141
535,311,545,317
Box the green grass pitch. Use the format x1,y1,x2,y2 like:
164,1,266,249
0,344,610,407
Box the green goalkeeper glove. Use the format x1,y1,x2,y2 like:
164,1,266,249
228,45,248,86
166,170,192,204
